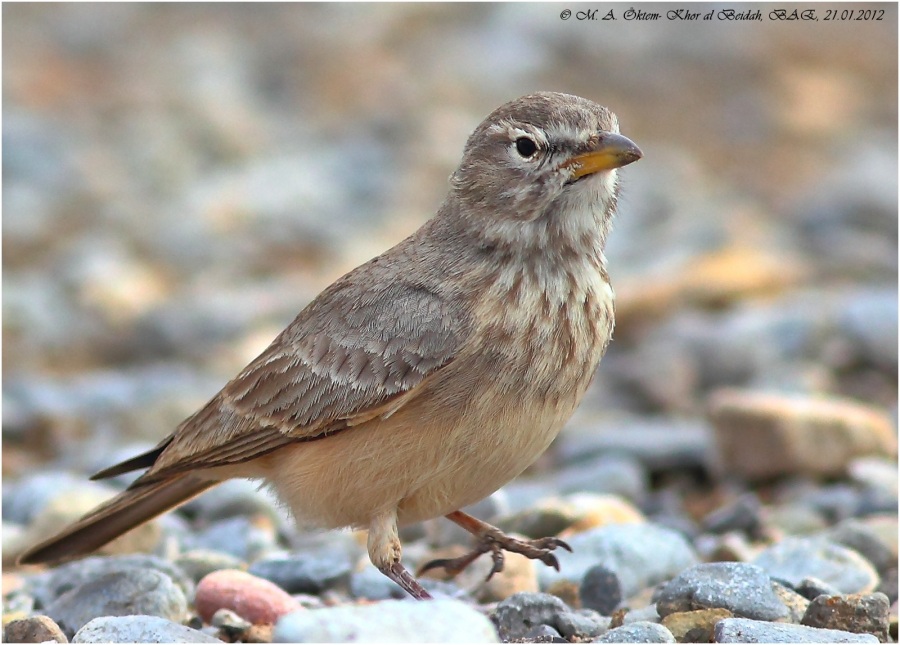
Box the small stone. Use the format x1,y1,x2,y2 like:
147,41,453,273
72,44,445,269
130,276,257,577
702,494,763,536
753,537,879,594
546,579,582,609
211,607,252,639
656,562,788,621
248,551,353,594
771,580,811,623
797,576,843,600
183,515,278,562
45,569,187,638
708,390,897,480
801,593,890,641
71,616,221,643
661,608,733,643
274,599,499,642
4,615,67,643
523,624,566,642
174,549,246,583
580,564,623,614
538,523,698,598
556,609,610,639
195,569,302,625
594,621,675,643
826,518,897,574
713,617,879,643
31,554,195,609
498,493,644,540
493,592,571,641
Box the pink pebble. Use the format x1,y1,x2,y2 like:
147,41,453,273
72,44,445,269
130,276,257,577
195,569,302,625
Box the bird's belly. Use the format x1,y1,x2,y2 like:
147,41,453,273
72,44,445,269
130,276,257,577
257,361,584,531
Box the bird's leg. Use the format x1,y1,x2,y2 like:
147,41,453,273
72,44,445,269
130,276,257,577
418,510,572,581
369,509,432,600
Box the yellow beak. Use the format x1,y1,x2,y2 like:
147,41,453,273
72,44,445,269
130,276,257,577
563,132,643,179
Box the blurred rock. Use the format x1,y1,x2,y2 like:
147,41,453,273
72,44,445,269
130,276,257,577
709,390,896,480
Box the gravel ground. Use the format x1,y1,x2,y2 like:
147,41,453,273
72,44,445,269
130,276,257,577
3,4,897,643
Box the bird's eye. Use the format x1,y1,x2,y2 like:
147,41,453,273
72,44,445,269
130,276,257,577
515,137,538,158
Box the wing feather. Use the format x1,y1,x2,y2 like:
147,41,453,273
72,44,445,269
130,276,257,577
132,269,470,483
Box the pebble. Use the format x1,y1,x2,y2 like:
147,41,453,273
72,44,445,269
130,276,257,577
801,593,890,641
555,454,649,502
493,592,571,641
182,515,278,562
210,608,252,641
30,554,195,610
174,549,246,583
274,599,499,642
580,564,623,614
71,615,221,643
3,615,68,643
537,523,698,598
522,624,566,641
558,417,714,474
594,621,676,643
2,472,95,525
45,569,187,638
248,550,353,594
825,518,897,574
713,617,879,643
655,562,788,621
556,609,611,640
771,580,810,623
660,608,733,642
796,576,843,600
708,389,897,480
195,569,301,625
702,494,764,536
753,537,879,594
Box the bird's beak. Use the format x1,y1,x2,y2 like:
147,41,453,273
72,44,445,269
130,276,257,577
562,132,643,180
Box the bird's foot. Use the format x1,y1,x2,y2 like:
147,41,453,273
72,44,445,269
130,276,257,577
419,526,571,582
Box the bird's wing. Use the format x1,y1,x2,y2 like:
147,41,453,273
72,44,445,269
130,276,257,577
125,271,470,484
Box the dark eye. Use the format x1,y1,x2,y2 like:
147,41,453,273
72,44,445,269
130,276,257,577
515,137,538,158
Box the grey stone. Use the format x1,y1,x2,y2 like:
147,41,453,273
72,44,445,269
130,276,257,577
753,537,879,594
72,616,221,643
2,472,95,524
713,617,879,643
249,551,353,594
826,519,896,574
46,569,187,638
31,555,194,609
796,576,842,600
556,609,610,639
181,515,278,562
580,564,622,614
274,599,498,642
594,621,675,643
493,592,571,641
537,523,698,597
656,562,789,621
174,549,246,583
556,454,649,502
523,624,566,641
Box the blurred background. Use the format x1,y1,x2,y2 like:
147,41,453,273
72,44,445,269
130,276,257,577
3,3,897,565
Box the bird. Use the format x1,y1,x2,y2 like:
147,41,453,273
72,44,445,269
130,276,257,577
18,91,642,600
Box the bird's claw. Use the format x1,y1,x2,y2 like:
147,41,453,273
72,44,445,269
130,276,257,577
418,533,570,582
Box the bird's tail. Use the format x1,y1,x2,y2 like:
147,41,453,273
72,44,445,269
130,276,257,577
17,474,215,565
